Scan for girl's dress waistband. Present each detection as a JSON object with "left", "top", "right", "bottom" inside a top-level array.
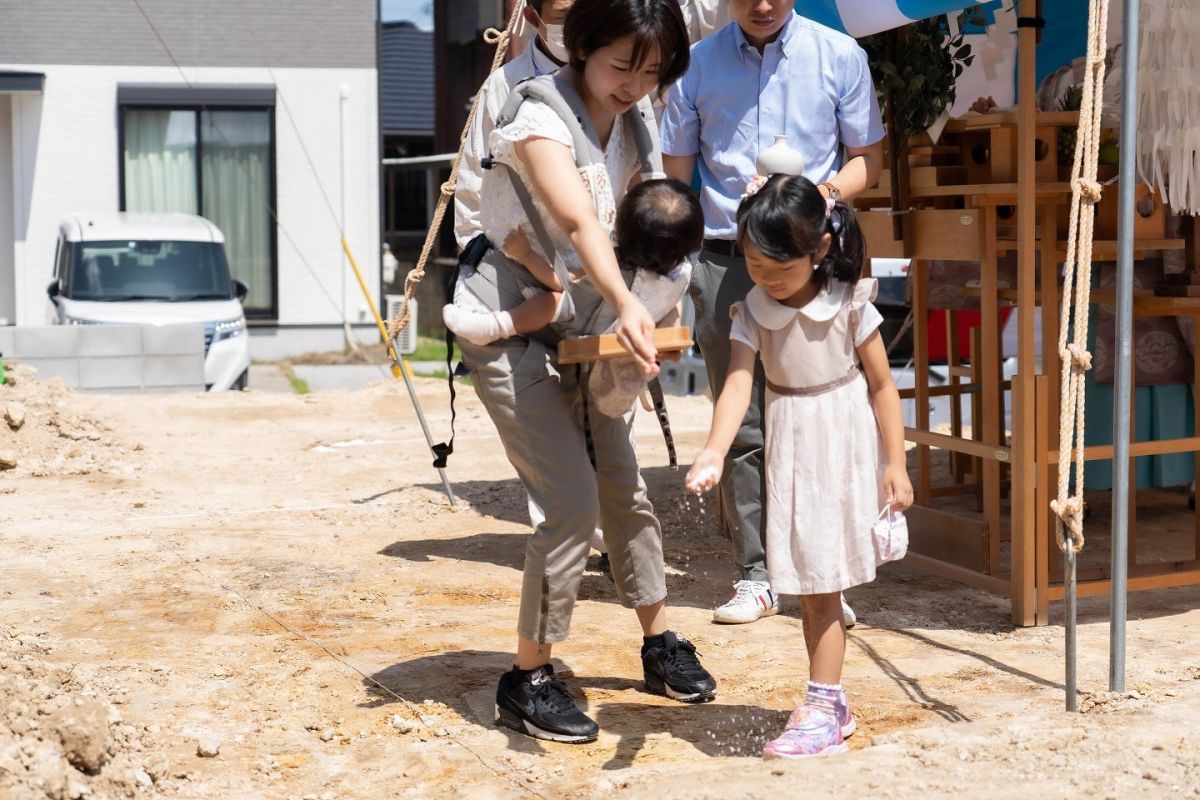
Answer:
[{"left": 765, "top": 365, "right": 862, "bottom": 397}]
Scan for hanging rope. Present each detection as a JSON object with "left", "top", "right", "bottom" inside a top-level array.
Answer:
[
  {"left": 387, "top": 1, "right": 528, "bottom": 340},
  {"left": 1051, "top": 0, "right": 1111, "bottom": 554}
]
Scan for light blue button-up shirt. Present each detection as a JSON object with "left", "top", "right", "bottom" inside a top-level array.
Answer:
[{"left": 660, "top": 12, "right": 885, "bottom": 239}]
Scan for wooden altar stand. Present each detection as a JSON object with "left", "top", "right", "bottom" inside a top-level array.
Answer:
[{"left": 856, "top": 10, "right": 1200, "bottom": 624}]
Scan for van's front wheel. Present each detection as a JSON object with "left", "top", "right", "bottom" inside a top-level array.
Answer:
[{"left": 232, "top": 369, "right": 249, "bottom": 391}]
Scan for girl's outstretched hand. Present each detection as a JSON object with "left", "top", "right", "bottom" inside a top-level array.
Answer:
[
  {"left": 685, "top": 450, "right": 724, "bottom": 495},
  {"left": 884, "top": 464, "right": 914, "bottom": 511}
]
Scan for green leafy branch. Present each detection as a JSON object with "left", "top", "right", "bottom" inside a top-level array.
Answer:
[{"left": 860, "top": 6, "right": 991, "bottom": 140}]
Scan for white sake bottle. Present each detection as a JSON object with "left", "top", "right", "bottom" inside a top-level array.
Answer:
[{"left": 756, "top": 133, "right": 805, "bottom": 177}]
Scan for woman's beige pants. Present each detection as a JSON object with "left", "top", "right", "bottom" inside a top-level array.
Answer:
[{"left": 460, "top": 338, "right": 668, "bottom": 644}]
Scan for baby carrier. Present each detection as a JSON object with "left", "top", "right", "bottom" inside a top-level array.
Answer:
[
  {"left": 436, "top": 72, "right": 679, "bottom": 469},
  {"left": 464, "top": 71, "right": 663, "bottom": 338}
]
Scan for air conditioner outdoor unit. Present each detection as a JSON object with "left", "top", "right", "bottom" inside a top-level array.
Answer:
[{"left": 384, "top": 294, "right": 418, "bottom": 355}]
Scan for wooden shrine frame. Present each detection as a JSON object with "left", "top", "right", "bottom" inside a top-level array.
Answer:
[{"left": 857, "top": 0, "right": 1200, "bottom": 625}]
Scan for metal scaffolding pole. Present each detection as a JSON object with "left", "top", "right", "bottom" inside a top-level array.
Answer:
[
  {"left": 1066, "top": 542, "right": 1078, "bottom": 710},
  {"left": 1109, "top": 0, "right": 1140, "bottom": 693}
]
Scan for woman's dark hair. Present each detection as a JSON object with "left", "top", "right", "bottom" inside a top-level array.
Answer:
[
  {"left": 616, "top": 178, "right": 703, "bottom": 275},
  {"left": 564, "top": 0, "right": 690, "bottom": 97},
  {"left": 736, "top": 174, "right": 865, "bottom": 290}
]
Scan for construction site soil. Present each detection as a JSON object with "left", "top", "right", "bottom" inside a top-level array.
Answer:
[{"left": 2, "top": 364, "right": 1199, "bottom": 799}]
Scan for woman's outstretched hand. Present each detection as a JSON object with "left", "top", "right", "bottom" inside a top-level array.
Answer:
[
  {"left": 884, "top": 464, "right": 914, "bottom": 511},
  {"left": 615, "top": 298, "right": 660, "bottom": 378},
  {"left": 685, "top": 449, "right": 724, "bottom": 494}
]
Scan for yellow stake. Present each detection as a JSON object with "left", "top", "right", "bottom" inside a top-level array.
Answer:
[{"left": 341, "top": 236, "right": 404, "bottom": 377}]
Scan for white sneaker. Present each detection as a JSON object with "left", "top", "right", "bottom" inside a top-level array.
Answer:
[
  {"left": 712, "top": 580, "right": 778, "bottom": 624},
  {"left": 589, "top": 528, "right": 606, "bottom": 554},
  {"left": 841, "top": 595, "right": 857, "bottom": 629}
]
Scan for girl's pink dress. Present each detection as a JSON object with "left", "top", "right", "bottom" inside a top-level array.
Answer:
[{"left": 730, "top": 278, "right": 887, "bottom": 595}]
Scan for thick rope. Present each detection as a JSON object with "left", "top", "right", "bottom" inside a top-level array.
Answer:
[
  {"left": 1052, "top": 0, "right": 1111, "bottom": 554},
  {"left": 387, "top": 1, "right": 528, "bottom": 339}
]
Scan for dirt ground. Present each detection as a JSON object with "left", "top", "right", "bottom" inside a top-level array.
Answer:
[{"left": 3, "top": 364, "right": 1200, "bottom": 799}]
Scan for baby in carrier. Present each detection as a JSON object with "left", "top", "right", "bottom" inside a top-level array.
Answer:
[{"left": 443, "top": 177, "right": 702, "bottom": 356}]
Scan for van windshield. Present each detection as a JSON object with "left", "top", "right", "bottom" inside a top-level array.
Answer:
[{"left": 67, "top": 240, "right": 234, "bottom": 302}]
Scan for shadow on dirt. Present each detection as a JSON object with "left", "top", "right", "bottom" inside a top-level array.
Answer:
[
  {"left": 862, "top": 626, "right": 1061, "bottom": 694},
  {"left": 362, "top": 648, "right": 551, "bottom": 753},
  {"left": 592, "top": 701, "right": 788, "bottom": 769},
  {"left": 379, "top": 531, "right": 528, "bottom": 572},
  {"left": 401, "top": 464, "right": 737, "bottom": 614},
  {"left": 415, "top": 478, "right": 533, "bottom": 526},
  {"left": 362, "top": 649, "right": 785, "bottom": 763},
  {"left": 848, "top": 633, "right": 974, "bottom": 722},
  {"left": 415, "top": 465, "right": 709, "bottom": 531}
]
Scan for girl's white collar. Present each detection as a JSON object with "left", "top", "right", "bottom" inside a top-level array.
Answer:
[{"left": 744, "top": 280, "right": 853, "bottom": 330}]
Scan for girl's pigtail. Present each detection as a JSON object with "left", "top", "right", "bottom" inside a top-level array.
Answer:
[{"left": 820, "top": 199, "right": 865, "bottom": 284}]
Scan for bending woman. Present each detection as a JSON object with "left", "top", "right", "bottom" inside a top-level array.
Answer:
[{"left": 458, "top": 0, "right": 716, "bottom": 743}]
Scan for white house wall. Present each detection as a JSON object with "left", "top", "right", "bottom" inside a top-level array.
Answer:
[
  {"left": 0, "top": 96, "right": 14, "bottom": 326},
  {"left": 8, "top": 89, "right": 50, "bottom": 328},
  {"left": 0, "top": 0, "right": 375, "bottom": 70},
  {"left": 1, "top": 64, "right": 380, "bottom": 356}
]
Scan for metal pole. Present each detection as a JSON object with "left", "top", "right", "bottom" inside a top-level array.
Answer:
[
  {"left": 341, "top": 236, "right": 457, "bottom": 507},
  {"left": 339, "top": 85, "right": 351, "bottom": 350},
  {"left": 395, "top": 354, "right": 458, "bottom": 507},
  {"left": 1065, "top": 545, "right": 1077, "bottom": 711},
  {"left": 375, "top": 0, "right": 387, "bottom": 318},
  {"left": 1110, "top": 0, "right": 1140, "bottom": 693},
  {"left": 425, "top": 165, "right": 437, "bottom": 231}
]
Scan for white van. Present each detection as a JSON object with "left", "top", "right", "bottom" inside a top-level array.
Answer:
[{"left": 46, "top": 213, "right": 251, "bottom": 391}]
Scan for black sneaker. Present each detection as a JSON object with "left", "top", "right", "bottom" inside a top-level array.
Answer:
[
  {"left": 494, "top": 664, "right": 599, "bottom": 743},
  {"left": 597, "top": 552, "right": 612, "bottom": 579},
  {"left": 641, "top": 631, "right": 717, "bottom": 703}
]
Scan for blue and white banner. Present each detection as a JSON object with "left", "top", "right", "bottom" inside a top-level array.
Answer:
[{"left": 798, "top": 0, "right": 986, "bottom": 38}]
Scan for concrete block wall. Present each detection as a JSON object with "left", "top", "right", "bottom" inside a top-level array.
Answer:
[
  {"left": 658, "top": 295, "right": 710, "bottom": 398},
  {"left": 658, "top": 356, "right": 710, "bottom": 398},
  {"left": 0, "top": 325, "right": 205, "bottom": 392}
]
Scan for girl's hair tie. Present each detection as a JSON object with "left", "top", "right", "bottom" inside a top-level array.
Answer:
[
  {"left": 826, "top": 196, "right": 844, "bottom": 235},
  {"left": 742, "top": 174, "right": 769, "bottom": 199}
]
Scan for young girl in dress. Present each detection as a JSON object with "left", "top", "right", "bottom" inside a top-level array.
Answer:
[{"left": 685, "top": 173, "right": 913, "bottom": 759}]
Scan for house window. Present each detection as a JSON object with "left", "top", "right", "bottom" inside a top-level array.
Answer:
[{"left": 118, "top": 85, "right": 276, "bottom": 318}]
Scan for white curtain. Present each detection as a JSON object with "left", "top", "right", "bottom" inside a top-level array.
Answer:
[
  {"left": 1138, "top": 0, "right": 1200, "bottom": 214},
  {"left": 123, "top": 110, "right": 197, "bottom": 214},
  {"left": 201, "top": 110, "right": 272, "bottom": 311}
]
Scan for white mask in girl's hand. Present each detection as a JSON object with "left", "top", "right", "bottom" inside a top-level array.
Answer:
[{"left": 541, "top": 23, "right": 569, "bottom": 63}]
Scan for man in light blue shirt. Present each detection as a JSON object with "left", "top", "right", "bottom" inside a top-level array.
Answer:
[{"left": 661, "top": 0, "right": 884, "bottom": 625}]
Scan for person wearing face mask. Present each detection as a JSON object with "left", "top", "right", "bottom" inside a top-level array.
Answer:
[
  {"left": 456, "top": 0, "right": 728, "bottom": 249},
  {"left": 452, "top": 0, "right": 726, "bottom": 576},
  {"left": 451, "top": 0, "right": 616, "bottom": 573},
  {"left": 454, "top": 0, "right": 574, "bottom": 251},
  {"left": 455, "top": 0, "right": 717, "bottom": 744}
]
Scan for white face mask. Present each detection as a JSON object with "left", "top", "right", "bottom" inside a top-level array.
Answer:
[{"left": 541, "top": 23, "right": 569, "bottom": 63}]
